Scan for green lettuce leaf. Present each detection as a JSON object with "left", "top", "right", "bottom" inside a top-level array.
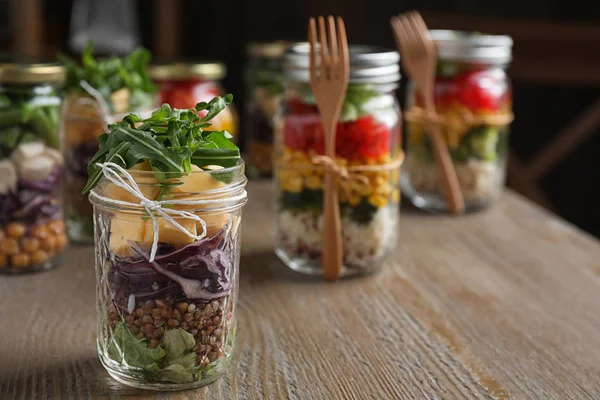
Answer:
[{"left": 108, "top": 322, "right": 166, "bottom": 371}]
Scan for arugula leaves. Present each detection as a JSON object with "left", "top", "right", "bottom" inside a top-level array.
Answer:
[
  {"left": 82, "top": 94, "right": 240, "bottom": 194},
  {"left": 58, "top": 41, "right": 156, "bottom": 111}
]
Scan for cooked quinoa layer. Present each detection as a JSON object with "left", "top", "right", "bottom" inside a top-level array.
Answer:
[{"left": 277, "top": 205, "right": 397, "bottom": 268}]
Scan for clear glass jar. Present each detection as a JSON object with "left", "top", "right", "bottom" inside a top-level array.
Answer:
[
  {"left": 402, "top": 31, "right": 513, "bottom": 212},
  {"left": 61, "top": 97, "right": 156, "bottom": 244},
  {"left": 0, "top": 62, "right": 69, "bottom": 274},
  {"left": 149, "top": 62, "right": 238, "bottom": 141},
  {"left": 244, "top": 41, "right": 290, "bottom": 178},
  {"left": 274, "top": 44, "right": 402, "bottom": 277},
  {"left": 91, "top": 161, "right": 247, "bottom": 391}
]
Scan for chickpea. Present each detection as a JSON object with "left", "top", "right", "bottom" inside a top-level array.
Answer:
[
  {"left": 21, "top": 237, "right": 40, "bottom": 253},
  {"left": 48, "top": 220, "right": 66, "bottom": 234},
  {"left": 31, "top": 250, "right": 49, "bottom": 266},
  {"left": 6, "top": 222, "right": 26, "bottom": 238},
  {"left": 0, "top": 237, "right": 20, "bottom": 255},
  {"left": 41, "top": 236, "right": 57, "bottom": 252},
  {"left": 0, "top": 253, "right": 7, "bottom": 268},
  {"left": 31, "top": 225, "right": 50, "bottom": 239},
  {"left": 55, "top": 234, "right": 68, "bottom": 251},
  {"left": 11, "top": 253, "right": 30, "bottom": 268}
]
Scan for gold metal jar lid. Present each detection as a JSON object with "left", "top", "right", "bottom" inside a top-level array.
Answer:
[
  {"left": 0, "top": 62, "right": 65, "bottom": 84},
  {"left": 246, "top": 41, "right": 296, "bottom": 59},
  {"left": 148, "top": 62, "right": 226, "bottom": 81}
]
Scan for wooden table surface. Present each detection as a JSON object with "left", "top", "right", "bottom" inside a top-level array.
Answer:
[{"left": 2, "top": 181, "right": 600, "bottom": 400}]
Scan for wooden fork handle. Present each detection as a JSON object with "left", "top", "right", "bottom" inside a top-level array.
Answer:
[
  {"left": 322, "top": 169, "right": 343, "bottom": 280},
  {"left": 427, "top": 121, "right": 465, "bottom": 214}
]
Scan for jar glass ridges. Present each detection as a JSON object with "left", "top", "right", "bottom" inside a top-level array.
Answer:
[
  {"left": 244, "top": 41, "right": 291, "bottom": 178},
  {"left": 402, "top": 30, "right": 513, "bottom": 212},
  {"left": 91, "top": 162, "right": 247, "bottom": 390},
  {"left": 0, "top": 62, "right": 69, "bottom": 274},
  {"left": 274, "top": 44, "right": 403, "bottom": 277},
  {"left": 149, "top": 62, "right": 238, "bottom": 142}
]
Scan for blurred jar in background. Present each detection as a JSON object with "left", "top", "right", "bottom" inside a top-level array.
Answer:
[
  {"left": 244, "top": 41, "right": 290, "bottom": 178},
  {"left": 149, "top": 62, "right": 238, "bottom": 141},
  {"left": 402, "top": 31, "right": 513, "bottom": 212},
  {"left": 0, "top": 62, "right": 68, "bottom": 274},
  {"left": 274, "top": 44, "right": 403, "bottom": 277}
]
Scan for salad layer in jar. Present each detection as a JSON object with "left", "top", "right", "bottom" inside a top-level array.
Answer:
[
  {"left": 59, "top": 44, "right": 157, "bottom": 243},
  {"left": 275, "top": 83, "right": 402, "bottom": 275},
  {"left": 244, "top": 41, "right": 289, "bottom": 178},
  {"left": 86, "top": 95, "right": 246, "bottom": 390},
  {"left": 0, "top": 63, "right": 68, "bottom": 273},
  {"left": 149, "top": 62, "right": 238, "bottom": 142},
  {"left": 402, "top": 31, "right": 513, "bottom": 211}
]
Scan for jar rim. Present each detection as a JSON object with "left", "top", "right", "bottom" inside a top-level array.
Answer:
[
  {"left": 429, "top": 30, "right": 513, "bottom": 64},
  {"left": 247, "top": 41, "right": 300, "bottom": 59},
  {"left": 283, "top": 43, "right": 401, "bottom": 84},
  {"left": 149, "top": 62, "right": 226, "bottom": 81},
  {"left": 89, "top": 160, "right": 248, "bottom": 213},
  {"left": 0, "top": 62, "right": 65, "bottom": 84}
]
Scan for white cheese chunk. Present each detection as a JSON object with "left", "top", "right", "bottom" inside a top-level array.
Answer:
[
  {"left": 10, "top": 141, "right": 45, "bottom": 168},
  {"left": 0, "top": 159, "right": 17, "bottom": 194}
]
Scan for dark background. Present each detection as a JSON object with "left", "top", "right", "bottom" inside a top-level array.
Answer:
[{"left": 3, "top": 0, "right": 600, "bottom": 238}]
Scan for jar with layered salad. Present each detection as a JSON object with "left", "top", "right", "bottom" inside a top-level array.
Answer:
[
  {"left": 275, "top": 44, "right": 402, "bottom": 277},
  {"left": 149, "top": 62, "right": 238, "bottom": 141},
  {"left": 88, "top": 96, "right": 246, "bottom": 390},
  {"left": 402, "top": 31, "right": 513, "bottom": 212},
  {"left": 60, "top": 46, "right": 157, "bottom": 243},
  {"left": 0, "top": 62, "right": 68, "bottom": 274},
  {"left": 244, "top": 41, "right": 290, "bottom": 178}
]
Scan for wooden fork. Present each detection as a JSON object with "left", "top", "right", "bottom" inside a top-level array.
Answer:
[
  {"left": 308, "top": 16, "right": 350, "bottom": 281},
  {"left": 391, "top": 11, "right": 465, "bottom": 214}
]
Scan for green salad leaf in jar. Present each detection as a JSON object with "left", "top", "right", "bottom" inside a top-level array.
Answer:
[
  {"left": 58, "top": 42, "right": 156, "bottom": 111},
  {"left": 82, "top": 94, "right": 241, "bottom": 194}
]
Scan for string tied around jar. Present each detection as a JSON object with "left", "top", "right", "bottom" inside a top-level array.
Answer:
[{"left": 88, "top": 162, "right": 248, "bottom": 262}]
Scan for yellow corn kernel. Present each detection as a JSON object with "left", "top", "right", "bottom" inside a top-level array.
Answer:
[
  {"left": 305, "top": 175, "right": 322, "bottom": 190},
  {"left": 368, "top": 193, "right": 388, "bottom": 208},
  {"left": 356, "top": 182, "right": 372, "bottom": 197},
  {"left": 376, "top": 182, "right": 393, "bottom": 196},
  {"left": 348, "top": 195, "right": 361, "bottom": 207},
  {"left": 378, "top": 153, "right": 391, "bottom": 163},
  {"left": 373, "top": 175, "right": 388, "bottom": 188},
  {"left": 391, "top": 168, "right": 400, "bottom": 183},
  {"left": 283, "top": 173, "right": 303, "bottom": 193},
  {"left": 392, "top": 189, "right": 400, "bottom": 203},
  {"left": 292, "top": 150, "right": 308, "bottom": 163}
]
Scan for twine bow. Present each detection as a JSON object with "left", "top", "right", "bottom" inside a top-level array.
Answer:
[
  {"left": 311, "top": 155, "right": 371, "bottom": 196},
  {"left": 88, "top": 162, "right": 247, "bottom": 262}
]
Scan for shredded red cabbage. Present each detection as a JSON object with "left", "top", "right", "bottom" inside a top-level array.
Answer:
[{"left": 108, "top": 227, "right": 233, "bottom": 312}]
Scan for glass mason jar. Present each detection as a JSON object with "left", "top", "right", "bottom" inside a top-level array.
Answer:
[
  {"left": 61, "top": 98, "right": 156, "bottom": 244},
  {"left": 0, "top": 62, "right": 69, "bottom": 274},
  {"left": 91, "top": 161, "right": 247, "bottom": 390},
  {"left": 274, "top": 44, "right": 403, "bottom": 277},
  {"left": 149, "top": 62, "right": 238, "bottom": 141},
  {"left": 402, "top": 31, "right": 513, "bottom": 212},
  {"left": 244, "top": 41, "right": 290, "bottom": 178}
]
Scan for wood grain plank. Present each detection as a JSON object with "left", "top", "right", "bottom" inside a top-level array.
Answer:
[{"left": 1, "top": 182, "right": 600, "bottom": 399}]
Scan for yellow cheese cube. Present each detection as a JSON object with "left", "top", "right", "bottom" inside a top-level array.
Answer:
[
  {"left": 143, "top": 217, "right": 197, "bottom": 248},
  {"left": 109, "top": 213, "right": 147, "bottom": 257},
  {"left": 169, "top": 165, "right": 225, "bottom": 195},
  {"left": 102, "top": 161, "right": 161, "bottom": 204},
  {"left": 198, "top": 212, "right": 231, "bottom": 238}
]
